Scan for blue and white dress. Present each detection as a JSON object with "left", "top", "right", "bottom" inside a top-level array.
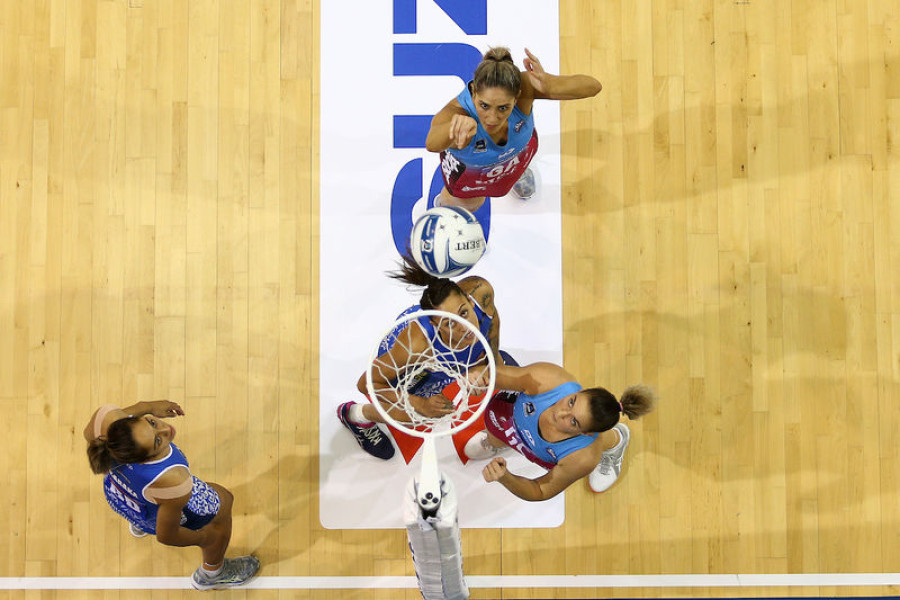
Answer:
[
  {"left": 378, "top": 297, "right": 493, "bottom": 398},
  {"left": 103, "top": 443, "right": 220, "bottom": 535}
]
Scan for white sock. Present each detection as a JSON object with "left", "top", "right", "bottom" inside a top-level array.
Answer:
[
  {"left": 201, "top": 563, "right": 223, "bottom": 577},
  {"left": 348, "top": 403, "right": 374, "bottom": 426}
]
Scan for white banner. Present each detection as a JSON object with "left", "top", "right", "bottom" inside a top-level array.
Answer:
[{"left": 320, "top": 0, "right": 563, "bottom": 529}]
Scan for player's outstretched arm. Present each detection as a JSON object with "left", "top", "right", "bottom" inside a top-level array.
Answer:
[
  {"left": 494, "top": 362, "right": 577, "bottom": 395},
  {"left": 522, "top": 48, "right": 602, "bottom": 101},
  {"left": 482, "top": 454, "right": 592, "bottom": 501},
  {"left": 84, "top": 401, "right": 184, "bottom": 441},
  {"left": 426, "top": 99, "right": 476, "bottom": 152},
  {"left": 458, "top": 276, "right": 501, "bottom": 361}
]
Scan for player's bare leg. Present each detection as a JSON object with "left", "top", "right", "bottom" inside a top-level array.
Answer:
[{"left": 435, "top": 188, "right": 485, "bottom": 212}]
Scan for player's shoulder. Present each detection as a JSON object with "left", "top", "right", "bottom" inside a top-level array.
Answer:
[
  {"left": 517, "top": 71, "right": 539, "bottom": 100},
  {"left": 394, "top": 312, "right": 432, "bottom": 350},
  {"left": 526, "top": 362, "right": 577, "bottom": 389},
  {"left": 145, "top": 465, "right": 193, "bottom": 503},
  {"left": 458, "top": 276, "right": 496, "bottom": 314},
  {"left": 557, "top": 440, "right": 604, "bottom": 473},
  {"left": 457, "top": 275, "right": 493, "bottom": 295},
  {"left": 155, "top": 465, "right": 191, "bottom": 486}
]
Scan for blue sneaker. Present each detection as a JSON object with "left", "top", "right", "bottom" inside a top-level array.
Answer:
[
  {"left": 511, "top": 168, "right": 536, "bottom": 199},
  {"left": 337, "top": 402, "right": 395, "bottom": 460}
]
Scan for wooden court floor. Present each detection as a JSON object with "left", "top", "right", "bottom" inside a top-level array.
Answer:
[{"left": 1, "top": 0, "right": 899, "bottom": 598}]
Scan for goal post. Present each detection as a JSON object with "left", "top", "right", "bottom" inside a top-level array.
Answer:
[{"left": 403, "top": 474, "right": 469, "bottom": 600}]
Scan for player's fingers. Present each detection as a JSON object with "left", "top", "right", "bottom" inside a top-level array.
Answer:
[
  {"left": 451, "top": 120, "right": 463, "bottom": 145},
  {"left": 427, "top": 399, "right": 452, "bottom": 416}
]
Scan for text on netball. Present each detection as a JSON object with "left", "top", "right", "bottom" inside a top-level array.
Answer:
[{"left": 455, "top": 240, "right": 483, "bottom": 250}]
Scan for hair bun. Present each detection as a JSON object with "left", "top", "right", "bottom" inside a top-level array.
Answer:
[{"left": 483, "top": 47, "right": 513, "bottom": 63}]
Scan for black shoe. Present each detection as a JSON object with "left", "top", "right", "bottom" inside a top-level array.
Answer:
[{"left": 337, "top": 402, "right": 395, "bottom": 460}]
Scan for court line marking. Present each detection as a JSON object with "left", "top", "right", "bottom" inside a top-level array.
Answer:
[{"left": 2, "top": 574, "right": 900, "bottom": 590}]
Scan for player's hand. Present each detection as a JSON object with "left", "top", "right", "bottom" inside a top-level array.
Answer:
[
  {"left": 482, "top": 457, "right": 508, "bottom": 482},
  {"left": 448, "top": 114, "right": 477, "bottom": 149},
  {"left": 147, "top": 400, "right": 185, "bottom": 419},
  {"left": 465, "top": 364, "right": 491, "bottom": 395},
  {"left": 412, "top": 394, "right": 455, "bottom": 418},
  {"left": 523, "top": 48, "right": 550, "bottom": 94}
]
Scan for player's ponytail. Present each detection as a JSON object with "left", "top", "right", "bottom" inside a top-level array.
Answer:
[
  {"left": 473, "top": 46, "right": 521, "bottom": 96},
  {"left": 86, "top": 416, "right": 151, "bottom": 474},
  {"left": 87, "top": 438, "right": 114, "bottom": 474},
  {"left": 620, "top": 384, "right": 657, "bottom": 420},
  {"left": 584, "top": 384, "right": 658, "bottom": 433},
  {"left": 388, "top": 255, "right": 466, "bottom": 310}
]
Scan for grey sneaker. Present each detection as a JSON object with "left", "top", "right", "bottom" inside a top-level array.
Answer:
[
  {"left": 128, "top": 523, "right": 148, "bottom": 538},
  {"left": 589, "top": 423, "right": 630, "bottom": 493},
  {"left": 463, "top": 431, "right": 510, "bottom": 460},
  {"left": 191, "top": 555, "right": 260, "bottom": 591},
  {"left": 511, "top": 168, "right": 536, "bottom": 199}
]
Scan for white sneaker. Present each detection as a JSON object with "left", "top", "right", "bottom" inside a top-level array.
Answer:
[
  {"left": 589, "top": 423, "right": 630, "bottom": 493},
  {"left": 128, "top": 523, "right": 148, "bottom": 538},
  {"left": 511, "top": 168, "right": 536, "bottom": 199},
  {"left": 191, "top": 556, "right": 260, "bottom": 591},
  {"left": 464, "top": 431, "right": 509, "bottom": 460}
]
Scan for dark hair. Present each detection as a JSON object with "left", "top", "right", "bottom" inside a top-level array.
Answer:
[
  {"left": 584, "top": 384, "right": 658, "bottom": 433},
  {"left": 389, "top": 255, "right": 466, "bottom": 310},
  {"left": 472, "top": 46, "right": 521, "bottom": 96},
  {"left": 86, "top": 416, "right": 152, "bottom": 474}
]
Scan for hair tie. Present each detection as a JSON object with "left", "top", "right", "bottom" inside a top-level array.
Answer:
[{"left": 618, "top": 401, "right": 624, "bottom": 414}]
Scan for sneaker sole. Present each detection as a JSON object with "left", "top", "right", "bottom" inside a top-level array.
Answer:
[
  {"left": 589, "top": 478, "right": 619, "bottom": 494},
  {"left": 192, "top": 568, "right": 260, "bottom": 591},
  {"left": 192, "top": 578, "right": 258, "bottom": 591}
]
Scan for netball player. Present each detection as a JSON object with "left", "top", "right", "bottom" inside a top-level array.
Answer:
[
  {"left": 466, "top": 361, "right": 656, "bottom": 499},
  {"left": 425, "top": 47, "right": 601, "bottom": 211},
  {"left": 337, "top": 256, "right": 509, "bottom": 461},
  {"left": 84, "top": 400, "right": 259, "bottom": 590}
]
